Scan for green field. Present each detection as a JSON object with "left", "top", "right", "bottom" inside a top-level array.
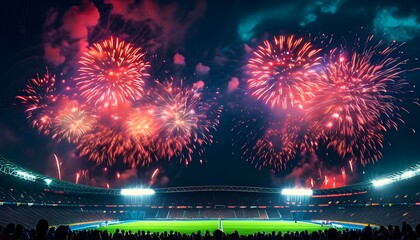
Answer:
[{"left": 97, "top": 220, "right": 340, "bottom": 235}]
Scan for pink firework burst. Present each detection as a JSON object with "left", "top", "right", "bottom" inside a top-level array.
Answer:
[
  {"left": 247, "top": 35, "right": 322, "bottom": 109},
  {"left": 306, "top": 37, "right": 408, "bottom": 164},
  {"left": 76, "top": 37, "right": 150, "bottom": 108},
  {"left": 152, "top": 80, "right": 221, "bottom": 163},
  {"left": 249, "top": 127, "right": 296, "bottom": 170},
  {"left": 52, "top": 101, "right": 96, "bottom": 143},
  {"left": 77, "top": 125, "right": 153, "bottom": 167},
  {"left": 16, "top": 70, "right": 58, "bottom": 135}
]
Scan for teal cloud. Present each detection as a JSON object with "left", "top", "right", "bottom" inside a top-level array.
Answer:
[
  {"left": 300, "top": 14, "right": 318, "bottom": 26},
  {"left": 374, "top": 7, "right": 420, "bottom": 42},
  {"left": 238, "top": 0, "right": 346, "bottom": 41},
  {"left": 316, "top": 0, "right": 345, "bottom": 14},
  {"left": 238, "top": 4, "right": 299, "bottom": 41}
]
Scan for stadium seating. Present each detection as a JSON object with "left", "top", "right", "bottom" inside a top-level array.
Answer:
[{"left": 0, "top": 169, "right": 419, "bottom": 228}]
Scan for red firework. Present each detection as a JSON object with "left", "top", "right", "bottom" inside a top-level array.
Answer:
[
  {"left": 247, "top": 35, "right": 322, "bottom": 109},
  {"left": 16, "top": 70, "right": 58, "bottom": 135},
  {"left": 77, "top": 125, "right": 153, "bottom": 167},
  {"left": 247, "top": 114, "right": 320, "bottom": 170},
  {"left": 124, "top": 106, "right": 160, "bottom": 143},
  {"left": 152, "top": 80, "right": 221, "bottom": 162},
  {"left": 248, "top": 125, "right": 295, "bottom": 170},
  {"left": 76, "top": 37, "right": 150, "bottom": 108},
  {"left": 52, "top": 101, "right": 96, "bottom": 143},
  {"left": 306, "top": 37, "right": 408, "bottom": 164}
]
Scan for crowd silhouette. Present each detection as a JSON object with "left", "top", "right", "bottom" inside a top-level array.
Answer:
[{"left": 0, "top": 220, "right": 419, "bottom": 240}]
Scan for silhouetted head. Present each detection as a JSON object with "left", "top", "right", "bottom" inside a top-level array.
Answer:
[{"left": 36, "top": 219, "right": 49, "bottom": 240}]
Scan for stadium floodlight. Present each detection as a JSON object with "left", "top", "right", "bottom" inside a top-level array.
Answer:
[
  {"left": 400, "top": 170, "right": 415, "bottom": 180},
  {"left": 16, "top": 171, "right": 37, "bottom": 181},
  {"left": 372, "top": 178, "right": 393, "bottom": 187},
  {"left": 120, "top": 188, "right": 155, "bottom": 196},
  {"left": 44, "top": 179, "right": 53, "bottom": 185},
  {"left": 281, "top": 188, "right": 313, "bottom": 196}
]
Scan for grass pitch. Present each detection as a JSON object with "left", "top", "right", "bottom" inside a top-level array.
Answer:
[{"left": 97, "top": 220, "right": 339, "bottom": 235}]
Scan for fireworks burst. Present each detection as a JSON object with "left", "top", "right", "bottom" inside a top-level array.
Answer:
[
  {"left": 153, "top": 80, "right": 221, "bottom": 162},
  {"left": 52, "top": 101, "right": 96, "bottom": 143},
  {"left": 16, "top": 70, "right": 58, "bottom": 135},
  {"left": 76, "top": 37, "right": 150, "bottom": 108},
  {"left": 249, "top": 128, "right": 295, "bottom": 170},
  {"left": 306, "top": 37, "right": 408, "bottom": 164},
  {"left": 247, "top": 35, "right": 322, "bottom": 109},
  {"left": 124, "top": 106, "right": 159, "bottom": 142},
  {"left": 280, "top": 114, "right": 320, "bottom": 155},
  {"left": 242, "top": 35, "right": 414, "bottom": 172},
  {"left": 77, "top": 125, "right": 153, "bottom": 167}
]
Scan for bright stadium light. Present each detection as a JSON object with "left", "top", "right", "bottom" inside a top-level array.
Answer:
[
  {"left": 400, "top": 170, "right": 415, "bottom": 180},
  {"left": 44, "top": 179, "right": 53, "bottom": 185},
  {"left": 16, "top": 171, "right": 37, "bottom": 181},
  {"left": 120, "top": 188, "right": 155, "bottom": 196},
  {"left": 281, "top": 188, "right": 313, "bottom": 196},
  {"left": 372, "top": 178, "right": 393, "bottom": 187}
]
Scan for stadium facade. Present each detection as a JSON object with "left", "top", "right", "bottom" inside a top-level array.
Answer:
[{"left": 0, "top": 155, "right": 419, "bottom": 228}]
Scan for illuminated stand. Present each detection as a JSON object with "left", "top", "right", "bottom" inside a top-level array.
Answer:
[
  {"left": 372, "top": 167, "right": 420, "bottom": 188},
  {"left": 281, "top": 188, "right": 313, "bottom": 221}
]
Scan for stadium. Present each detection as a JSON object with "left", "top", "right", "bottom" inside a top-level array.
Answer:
[
  {"left": 1, "top": 0, "right": 420, "bottom": 240},
  {"left": 1, "top": 154, "right": 419, "bottom": 236}
]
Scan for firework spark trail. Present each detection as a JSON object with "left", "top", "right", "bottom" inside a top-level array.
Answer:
[
  {"left": 75, "top": 172, "right": 80, "bottom": 184},
  {"left": 349, "top": 160, "right": 354, "bottom": 173},
  {"left": 149, "top": 168, "right": 159, "bottom": 186},
  {"left": 76, "top": 37, "right": 150, "bottom": 108},
  {"left": 53, "top": 154, "right": 62, "bottom": 180},
  {"left": 247, "top": 35, "right": 322, "bottom": 109},
  {"left": 16, "top": 70, "right": 58, "bottom": 135}
]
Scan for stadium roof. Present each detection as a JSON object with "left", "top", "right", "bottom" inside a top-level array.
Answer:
[
  {"left": 0, "top": 154, "right": 419, "bottom": 195},
  {"left": 0, "top": 154, "right": 114, "bottom": 194}
]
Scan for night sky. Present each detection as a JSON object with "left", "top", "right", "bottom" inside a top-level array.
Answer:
[{"left": 0, "top": 0, "right": 419, "bottom": 189}]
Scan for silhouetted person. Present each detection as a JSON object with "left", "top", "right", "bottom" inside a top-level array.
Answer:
[
  {"left": 416, "top": 224, "right": 420, "bottom": 238},
  {"left": 36, "top": 219, "right": 49, "bottom": 240},
  {"left": 402, "top": 222, "right": 412, "bottom": 235},
  {"left": 4, "top": 224, "right": 16, "bottom": 240},
  {"left": 53, "top": 226, "right": 67, "bottom": 240},
  {"left": 0, "top": 225, "right": 4, "bottom": 240},
  {"left": 327, "top": 228, "right": 339, "bottom": 240},
  {"left": 14, "top": 225, "right": 23, "bottom": 240},
  {"left": 310, "top": 231, "right": 320, "bottom": 240},
  {"left": 92, "top": 230, "right": 101, "bottom": 240}
]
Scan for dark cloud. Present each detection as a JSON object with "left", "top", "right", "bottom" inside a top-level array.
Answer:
[
  {"left": 227, "top": 77, "right": 240, "bottom": 93},
  {"left": 284, "top": 154, "right": 350, "bottom": 188},
  {"left": 104, "top": 0, "right": 207, "bottom": 50},
  {"left": 173, "top": 53, "right": 186, "bottom": 65},
  {"left": 43, "top": 0, "right": 100, "bottom": 66},
  {"left": 0, "top": 123, "right": 21, "bottom": 147},
  {"left": 194, "top": 80, "right": 205, "bottom": 89},
  {"left": 374, "top": 7, "right": 420, "bottom": 42},
  {"left": 195, "top": 62, "right": 210, "bottom": 76},
  {"left": 44, "top": 44, "right": 65, "bottom": 66}
]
